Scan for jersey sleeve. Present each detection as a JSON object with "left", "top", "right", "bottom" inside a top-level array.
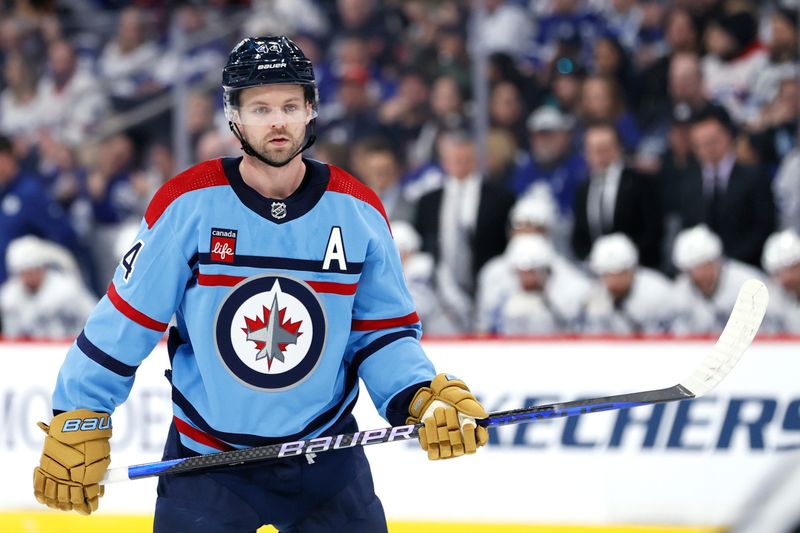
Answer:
[
  {"left": 346, "top": 216, "right": 436, "bottom": 426},
  {"left": 52, "top": 199, "right": 195, "bottom": 414}
]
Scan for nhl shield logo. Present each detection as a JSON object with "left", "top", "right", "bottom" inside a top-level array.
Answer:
[
  {"left": 271, "top": 201, "right": 287, "bottom": 219},
  {"left": 214, "top": 274, "right": 327, "bottom": 391}
]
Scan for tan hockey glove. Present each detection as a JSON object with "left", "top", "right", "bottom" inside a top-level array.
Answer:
[
  {"left": 33, "top": 409, "right": 112, "bottom": 515},
  {"left": 407, "top": 374, "right": 489, "bottom": 460}
]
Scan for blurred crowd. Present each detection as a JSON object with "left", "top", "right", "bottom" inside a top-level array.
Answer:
[{"left": 0, "top": 0, "right": 798, "bottom": 339}]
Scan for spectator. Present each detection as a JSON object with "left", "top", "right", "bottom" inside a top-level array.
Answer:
[
  {"left": 98, "top": 7, "right": 161, "bottom": 108},
  {"left": 408, "top": 74, "right": 468, "bottom": 169},
  {"left": 581, "top": 233, "right": 675, "bottom": 334},
  {"left": 377, "top": 69, "right": 430, "bottom": 155},
  {"left": 485, "top": 128, "right": 518, "bottom": 188},
  {"left": 531, "top": 0, "right": 607, "bottom": 69},
  {"left": 489, "top": 80, "right": 528, "bottom": 149},
  {"left": 671, "top": 224, "right": 766, "bottom": 335},
  {"left": 320, "top": 65, "right": 383, "bottom": 145},
  {"left": 773, "top": 148, "right": 800, "bottom": 232},
  {"left": 591, "top": 34, "right": 639, "bottom": 105},
  {"left": 579, "top": 75, "right": 641, "bottom": 151},
  {"left": 354, "top": 137, "right": 414, "bottom": 222},
  {"left": 761, "top": 230, "right": 800, "bottom": 334},
  {"left": 184, "top": 90, "right": 217, "bottom": 152},
  {"left": 36, "top": 40, "right": 108, "bottom": 146},
  {"left": 244, "top": 0, "right": 328, "bottom": 39},
  {"left": 413, "top": 130, "right": 515, "bottom": 300},
  {"left": 701, "top": 9, "right": 768, "bottom": 123},
  {"left": 393, "top": 220, "right": 468, "bottom": 335},
  {"left": 0, "top": 134, "right": 77, "bottom": 284},
  {"left": 492, "top": 233, "right": 591, "bottom": 335},
  {"left": 545, "top": 62, "right": 586, "bottom": 116},
  {"left": 510, "top": 106, "right": 587, "bottom": 216},
  {"left": 681, "top": 105, "right": 775, "bottom": 267},
  {"left": 478, "top": 0, "right": 534, "bottom": 59},
  {"left": 746, "top": 77, "right": 798, "bottom": 174},
  {"left": 0, "top": 235, "right": 95, "bottom": 339},
  {"left": 571, "top": 123, "right": 663, "bottom": 269},
  {"left": 0, "top": 52, "right": 41, "bottom": 144},
  {"left": 637, "top": 8, "right": 701, "bottom": 129},
  {"left": 153, "top": 5, "right": 227, "bottom": 88},
  {"left": 129, "top": 142, "right": 175, "bottom": 216},
  {"left": 749, "top": 7, "right": 798, "bottom": 116}
]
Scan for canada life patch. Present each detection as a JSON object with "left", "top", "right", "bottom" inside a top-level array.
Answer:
[
  {"left": 210, "top": 228, "right": 237, "bottom": 263},
  {"left": 214, "top": 274, "right": 327, "bottom": 391}
]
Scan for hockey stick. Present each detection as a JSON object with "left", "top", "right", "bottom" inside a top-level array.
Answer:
[{"left": 102, "top": 279, "right": 768, "bottom": 484}]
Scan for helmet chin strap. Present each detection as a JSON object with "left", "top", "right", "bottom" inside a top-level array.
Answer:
[{"left": 229, "top": 122, "right": 317, "bottom": 169}]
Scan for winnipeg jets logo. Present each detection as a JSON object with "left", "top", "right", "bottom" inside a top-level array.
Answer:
[
  {"left": 215, "top": 274, "right": 327, "bottom": 391},
  {"left": 242, "top": 293, "right": 303, "bottom": 370},
  {"left": 271, "top": 201, "right": 287, "bottom": 219}
]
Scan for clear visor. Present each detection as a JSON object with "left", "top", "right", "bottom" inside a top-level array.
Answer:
[{"left": 224, "top": 87, "right": 318, "bottom": 126}]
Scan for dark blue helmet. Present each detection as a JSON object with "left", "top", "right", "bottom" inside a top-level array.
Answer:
[{"left": 223, "top": 35, "right": 315, "bottom": 95}]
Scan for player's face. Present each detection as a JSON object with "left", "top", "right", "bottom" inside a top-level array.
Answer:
[
  {"left": 601, "top": 269, "right": 634, "bottom": 301},
  {"left": 237, "top": 84, "right": 312, "bottom": 166},
  {"left": 777, "top": 263, "right": 800, "bottom": 294},
  {"left": 688, "top": 260, "right": 721, "bottom": 298}
]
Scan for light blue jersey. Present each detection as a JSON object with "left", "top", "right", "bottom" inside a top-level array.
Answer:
[{"left": 53, "top": 157, "right": 435, "bottom": 454}]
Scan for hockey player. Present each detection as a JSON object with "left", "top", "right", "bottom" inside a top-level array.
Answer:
[
  {"left": 671, "top": 224, "right": 766, "bottom": 335},
  {"left": 475, "top": 189, "right": 559, "bottom": 333},
  {"left": 0, "top": 235, "right": 96, "bottom": 339},
  {"left": 32, "top": 36, "right": 489, "bottom": 531},
  {"left": 761, "top": 229, "right": 800, "bottom": 333},
  {"left": 494, "top": 233, "right": 591, "bottom": 335},
  {"left": 580, "top": 233, "right": 676, "bottom": 334},
  {"left": 392, "top": 220, "right": 467, "bottom": 334}
]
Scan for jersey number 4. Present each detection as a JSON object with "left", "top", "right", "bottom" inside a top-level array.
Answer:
[{"left": 121, "top": 240, "right": 144, "bottom": 282}]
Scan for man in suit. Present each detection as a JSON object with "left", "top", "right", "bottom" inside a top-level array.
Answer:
[
  {"left": 680, "top": 105, "right": 775, "bottom": 267},
  {"left": 571, "top": 123, "right": 663, "bottom": 268},
  {"left": 413, "top": 130, "right": 516, "bottom": 300}
]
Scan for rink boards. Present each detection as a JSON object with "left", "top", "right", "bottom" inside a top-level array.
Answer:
[{"left": 1, "top": 337, "right": 798, "bottom": 531}]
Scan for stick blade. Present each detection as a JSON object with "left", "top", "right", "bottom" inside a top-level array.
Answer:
[{"left": 680, "top": 279, "right": 769, "bottom": 397}]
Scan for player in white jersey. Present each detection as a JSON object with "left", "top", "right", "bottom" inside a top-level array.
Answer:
[
  {"left": 494, "top": 234, "right": 591, "bottom": 335},
  {"left": 0, "top": 235, "right": 95, "bottom": 339},
  {"left": 671, "top": 225, "right": 766, "bottom": 335},
  {"left": 392, "top": 221, "right": 467, "bottom": 334},
  {"left": 761, "top": 229, "right": 800, "bottom": 333},
  {"left": 475, "top": 189, "right": 559, "bottom": 332},
  {"left": 581, "top": 233, "right": 676, "bottom": 334}
]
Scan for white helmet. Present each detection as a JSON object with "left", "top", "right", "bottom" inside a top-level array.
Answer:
[
  {"left": 589, "top": 233, "right": 639, "bottom": 275},
  {"left": 5, "top": 235, "right": 78, "bottom": 276},
  {"left": 511, "top": 186, "right": 557, "bottom": 230},
  {"left": 391, "top": 221, "right": 421, "bottom": 255},
  {"left": 762, "top": 229, "right": 800, "bottom": 274},
  {"left": 507, "top": 234, "right": 554, "bottom": 271},
  {"left": 673, "top": 224, "right": 723, "bottom": 271}
]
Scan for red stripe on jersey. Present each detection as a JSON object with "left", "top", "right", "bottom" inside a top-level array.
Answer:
[
  {"left": 198, "top": 273, "right": 358, "bottom": 295},
  {"left": 107, "top": 282, "right": 169, "bottom": 332},
  {"left": 145, "top": 159, "right": 229, "bottom": 228},
  {"left": 351, "top": 311, "right": 420, "bottom": 331},
  {"left": 173, "top": 416, "right": 234, "bottom": 452},
  {"left": 197, "top": 273, "right": 245, "bottom": 287},
  {"left": 306, "top": 280, "right": 358, "bottom": 295},
  {"left": 326, "top": 165, "right": 391, "bottom": 230}
]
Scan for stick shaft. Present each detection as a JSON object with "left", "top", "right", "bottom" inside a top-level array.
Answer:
[
  {"left": 103, "top": 280, "right": 767, "bottom": 484},
  {"left": 107, "top": 384, "right": 694, "bottom": 483}
]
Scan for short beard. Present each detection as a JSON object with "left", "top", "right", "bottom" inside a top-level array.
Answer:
[{"left": 246, "top": 131, "right": 305, "bottom": 167}]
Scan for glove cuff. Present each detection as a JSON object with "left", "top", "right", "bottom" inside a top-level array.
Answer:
[{"left": 47, "top": 409, "right": 112, "bottom": 445}]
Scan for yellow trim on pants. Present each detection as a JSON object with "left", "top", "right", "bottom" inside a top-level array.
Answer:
[{"left": 0, "top": 513, "right": 725, "bottom": 533}]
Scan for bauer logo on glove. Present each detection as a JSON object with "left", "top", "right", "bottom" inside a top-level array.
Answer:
[{"left": 407, "top": 373, "right": 490, "bottom": 460}]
